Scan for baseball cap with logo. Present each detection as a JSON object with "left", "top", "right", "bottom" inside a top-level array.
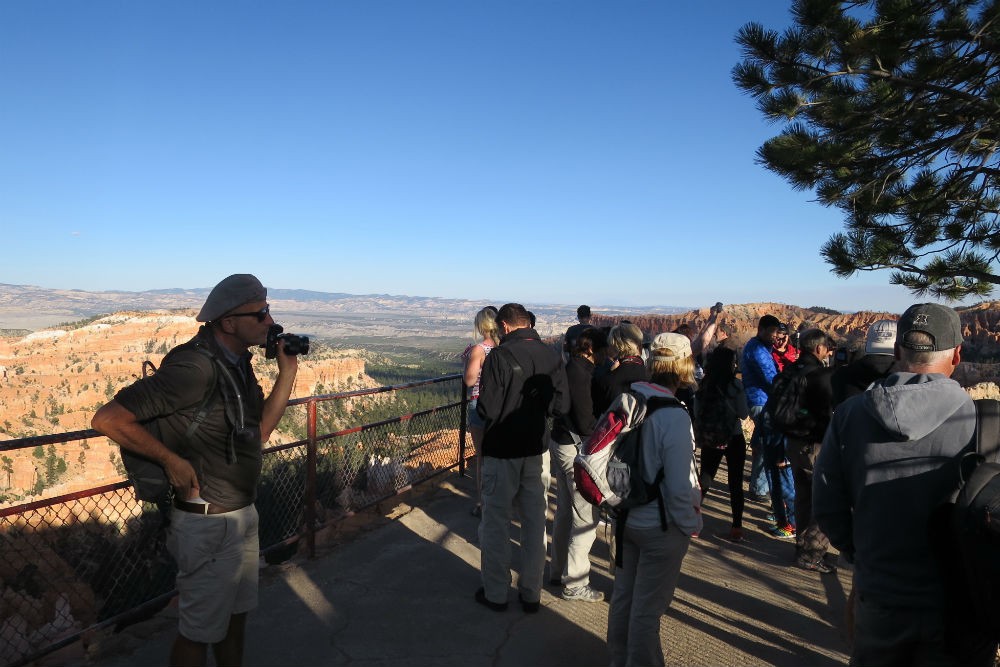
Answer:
[
  {"left": 865, "top": 319, "right": 898, "bottom": 356},
  {"left": 896, "top": 303, "right": 963, "bottom": 352}
]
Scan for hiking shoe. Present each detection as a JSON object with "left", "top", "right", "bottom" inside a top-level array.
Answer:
[
  {"left": 518, "top": 593, "right": 540, "bottom": 614},
  {"left": 474, "top": 588, "right": 507, "bottom": 612},
  {"left": 767, "top": 524, "right": 796, "bottom": 539},
  {"left": 727, "top": 527, "right": 745, "bottom": 543},
  {"left": 796, "top": 557, "right": 836, "bottom": 574},
  {"left": 561, "top": 586, "right": 604, "bottom": 603}
]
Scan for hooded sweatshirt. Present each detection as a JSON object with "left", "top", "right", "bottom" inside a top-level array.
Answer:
[{"left": 813, "top": 372, "right": 975, "bottom": 608}]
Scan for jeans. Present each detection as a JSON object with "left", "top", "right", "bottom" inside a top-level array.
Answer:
[
  {"left": 760, "top": 420, "right": 795, "bottom": 528},
  {"left": 747, "top": 405, "right": 770, "bottom": 498}
]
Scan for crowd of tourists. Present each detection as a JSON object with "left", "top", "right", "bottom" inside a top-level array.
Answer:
[
  {"left": 91, "top": 276, "right": 997, "bottom": 667},
  {"left": 462, "top": 301, "right": 999, "bottom": 667}
]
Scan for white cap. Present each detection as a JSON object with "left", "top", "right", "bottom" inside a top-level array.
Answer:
[{"left": 865, "top": 319, "right": 897, "bottom": 356}]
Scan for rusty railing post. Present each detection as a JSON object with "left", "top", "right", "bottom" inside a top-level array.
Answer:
[
  {"left": 458, "top": 383, "right": 468, "bottom": 477},
  {"left": 305, "top": 398, "right": 318, "bottom": 559}
]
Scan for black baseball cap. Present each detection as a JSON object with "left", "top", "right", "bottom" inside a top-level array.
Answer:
[{"left": 896, "top": 303, "right": 963, "bottom": 351}]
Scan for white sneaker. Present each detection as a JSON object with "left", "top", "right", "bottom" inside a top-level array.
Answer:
[{"left": 561, "top": 585, "right": 604, "bottom": 602}]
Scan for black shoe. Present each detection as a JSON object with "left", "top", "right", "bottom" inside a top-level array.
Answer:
[
  {"left": 475, "top": 588, "right": 508, "bottom": 612},
  {"left": 518, "top": 593, "right": 540, "bottom": 614},
  {"left": 549, "top": 578, "right": 561, "bottom": 587}
]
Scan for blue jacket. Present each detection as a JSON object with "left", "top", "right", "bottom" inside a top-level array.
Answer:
[{"left": 741, "top": 336, "right": 778, "bottom": 408}]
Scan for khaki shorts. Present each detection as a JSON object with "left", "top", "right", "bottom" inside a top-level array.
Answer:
[{"left": 166, "top": 504, "right": 259, "bottom": 643}]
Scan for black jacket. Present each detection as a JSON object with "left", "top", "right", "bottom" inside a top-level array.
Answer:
[
  {"left": 477, "top": 327, "right": 569, "bottom": 458},
  {"left": 593, "top": 356, "right": 649, "bottom": 417},
  {"left": 790, "top": 352, "right": 835, "bottom": 444},
  {"left": 552, "top": 355, "right": 597, "bottom": 445},
  {"left": 831, "top": 353, "right": 898, "bottom": 408}
]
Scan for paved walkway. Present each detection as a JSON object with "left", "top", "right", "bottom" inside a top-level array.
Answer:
[{"left": 85, "top": 464, "right": 852, "bottom": 667}]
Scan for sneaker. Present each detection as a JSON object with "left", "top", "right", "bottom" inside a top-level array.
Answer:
[
  {"left": 727, "top": 527, "right": 745, "bottom": 543},
  {"left": 796, "top": 557, "right": 836, "bottom": 574},
  {"left": 561, "top": 586, "right": 604, "bottom": 603},
  {"left": 518, "top": 592, "right": 540, "bottom": 614},
  {"left": 767, "top": 524, "right": 796, "bottom": 539},
  {"left": 474, "top": 588, "right": 508, "bottom": 612}
]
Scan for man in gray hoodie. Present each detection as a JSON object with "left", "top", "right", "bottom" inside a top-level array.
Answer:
[{"left": 813, "top": 303, "right": 997, "bottom": 666}]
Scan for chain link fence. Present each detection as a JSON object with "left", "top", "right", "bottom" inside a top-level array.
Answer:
[{"left": 0, "top": 375, "right": 470, "bottom": 667}]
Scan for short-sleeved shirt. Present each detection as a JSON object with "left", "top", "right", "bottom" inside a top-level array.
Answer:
[{"left": 115, "top": 328, "right": 266, "bottom": 508}]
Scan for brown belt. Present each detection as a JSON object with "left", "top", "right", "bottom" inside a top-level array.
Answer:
[{"left": 173, "top": 498, "right": 245, "bottom": 515}]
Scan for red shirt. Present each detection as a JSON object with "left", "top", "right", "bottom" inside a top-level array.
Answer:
[{"left": 771, "top": 344, "right": 799, "bottom": 372}]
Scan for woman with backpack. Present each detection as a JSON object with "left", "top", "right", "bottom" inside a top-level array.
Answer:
[
  {"left": 462, "top": 306, "right": 499, "bottom": 517},
  {"left": 694, "top": 344, "right": 750, "bottom": 542},
  {"left": 607, "top": 332, "right": 701, "bottom": 667}
]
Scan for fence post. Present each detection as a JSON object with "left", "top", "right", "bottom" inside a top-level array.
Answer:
[{"left": 305, "top": 399, "right": 318, "bottom": 559}]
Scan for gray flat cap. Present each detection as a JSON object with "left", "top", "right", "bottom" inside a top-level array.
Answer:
[{"left": 196, "top": 274, "right": 267, "bottom": 322}]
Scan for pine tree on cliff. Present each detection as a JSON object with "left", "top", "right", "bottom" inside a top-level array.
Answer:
[{"left": 733, "top": 0, "right": 1000, "bottom": 301}]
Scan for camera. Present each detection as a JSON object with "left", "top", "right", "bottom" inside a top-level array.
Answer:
[
  {"left": 712, "top": 302, "right": 724, "bottom": 314},
  {"left": 264, "top": 324, "right": 310, "bottom": 359}
]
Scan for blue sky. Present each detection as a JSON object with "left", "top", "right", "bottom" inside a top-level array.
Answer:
[{"left": 0, "top": 1, "right": 948, "bottom": 314}]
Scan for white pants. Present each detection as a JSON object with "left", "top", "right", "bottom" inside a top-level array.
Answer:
[
  {"left": 478, "top": 454, "right": 548, "bottom": 604},
  {"left": 548, "top": 439, "right": 600, "bottom": 589}
]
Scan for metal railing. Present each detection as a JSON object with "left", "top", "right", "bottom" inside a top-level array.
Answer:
[{"left": 0, "top": 374, "right": 471, "bottom": 667}]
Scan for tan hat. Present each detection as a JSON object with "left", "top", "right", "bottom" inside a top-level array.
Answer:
[
  {"left": 650, "top": 332, "right": 692, "bottom": 360},
  {"left": 196, "top": 274, "right": 267, "bottom": 322}
]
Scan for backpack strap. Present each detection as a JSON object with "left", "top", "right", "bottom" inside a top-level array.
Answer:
[
  {"left": 183, "top": 346, "right": 222, "bottom": 441},
  {"left": 974, "top": 399, "right": 1000, "bottom": 463},
  {"left": 610, "top": 396, "right": 678, "bottom": 568}
]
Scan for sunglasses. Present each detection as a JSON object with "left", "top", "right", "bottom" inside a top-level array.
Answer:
[{"left": 226, "top": 305, "right": 270, "bottom": 322}]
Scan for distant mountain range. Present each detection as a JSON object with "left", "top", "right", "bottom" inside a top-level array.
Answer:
[{"left": 0, "top": 283, "right": 687, "bottom": 340}]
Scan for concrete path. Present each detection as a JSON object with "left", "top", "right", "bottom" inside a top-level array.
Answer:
[{"left": 86, "top": 466, "right": 851, "bottom": 667}]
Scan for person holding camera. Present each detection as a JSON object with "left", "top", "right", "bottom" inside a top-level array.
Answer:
[{"left": 92, "top": 274, "right": 300, "bottom": 667}]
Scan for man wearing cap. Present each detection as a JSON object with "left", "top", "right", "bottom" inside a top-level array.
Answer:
[
  {"left": 92, "top": 274, "right": 298, "bottom": 667},
  {"left": 830, "top": 319, "right": 899, "bottom": 407},
  {"left": 814, "top": 303, "right": 996, "bottom": 665}
]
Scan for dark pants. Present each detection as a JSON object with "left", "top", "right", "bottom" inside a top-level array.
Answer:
[
  {"left": 852, "top": 594, "right": 997, "bottom": 667},
  {"left": 699, "top": 431, "right": 747, "bottom": 529},
  {"left": 788, "top": 439, "right": 829, "bottom": 562}
]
